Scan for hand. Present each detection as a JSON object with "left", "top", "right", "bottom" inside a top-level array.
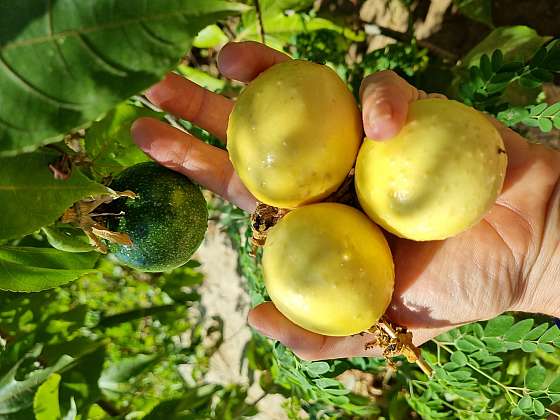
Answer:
[{"left": 132, "top": 42, "right": 560, "bottom": 361}]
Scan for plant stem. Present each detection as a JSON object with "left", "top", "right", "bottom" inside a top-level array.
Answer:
[
  {"left": 377, "top": 319, "right": 433, "bottom": 377},
  {"left": 96, "top": 399, "right": 122, "bottom": 416},
  {"left": 255, "top": 0, "right": 266, "bottom": 44},
  {"left": 435, "top": 341, "right": 560, "bottom": 418},
  {"left": 365, "top": 24, "right": 457, "bottom": 62}
]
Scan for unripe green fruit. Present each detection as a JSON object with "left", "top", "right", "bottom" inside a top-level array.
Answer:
[{"left": 106, "top": 162, "right": 208, "bottom": 272}]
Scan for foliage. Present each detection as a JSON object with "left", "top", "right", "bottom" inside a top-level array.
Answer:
[
  {"left": 0, "top": 0, "right": 248, "bottom": 156},
  {"left": 1, "top": 0, "right": 559, "bottom": 418},
  {"left": 457, "top": 40, "right": 560, "bottom": 113},
  {"left": 0, "top": 256, "right": 257, "bottom": 418}
]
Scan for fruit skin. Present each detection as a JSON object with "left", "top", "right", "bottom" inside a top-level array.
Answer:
[
  {"left": 227, "top": 60, "right": 362, "bottom": 209},
  {"left": 106, "top": 162, "right": 208, "bottom": 272},
  {"left": 263, "top": 203, "right": 394, "bottom": 336},
  {"left": 355, "top": 98, "right": 507, "bottom": 241}
]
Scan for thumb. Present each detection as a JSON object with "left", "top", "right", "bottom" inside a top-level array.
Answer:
[{"left": 360, "top": 70, "right": 425, "bottom": 140}]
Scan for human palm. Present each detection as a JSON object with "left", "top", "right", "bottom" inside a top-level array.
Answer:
[{"left": 132, "top": 41, "right": 560, "bottom": 360}]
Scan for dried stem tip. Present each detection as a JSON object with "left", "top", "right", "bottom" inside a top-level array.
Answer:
[{"left": 366, "top": 317, "right": 433, "bottom": 377}]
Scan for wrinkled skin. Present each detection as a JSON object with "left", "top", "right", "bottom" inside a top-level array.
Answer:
[{"left": 132, "top": 41, "right": 560, "bottom": 361}]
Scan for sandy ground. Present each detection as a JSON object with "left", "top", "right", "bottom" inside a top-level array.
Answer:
[{"left": 180, "top": 223, "right": 287, "bottom": 419}]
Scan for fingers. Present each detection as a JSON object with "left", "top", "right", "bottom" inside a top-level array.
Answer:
[
  {"left": 144, "top": 42, "right": 290, "bottom": 142},
  {"left": 218, "top": 41, "right": 291, "bottom": 82},
  {"left": 360, "top": 70, "right": 421, "bottom": 140},
  {"left": 248, "top": 302, "right": 377, "bottom": 360},
  {"left": 360, "top": 71, "right": 448, "bottom": 140},
  {"left": 131, "top": 117, "right": 256, "bottom": 211},
  {"left": 145, "top": 73, "right": 233, "bottom": 142},
  {"left": 248, "top": 302, "right": 445, "bottom": 361}
]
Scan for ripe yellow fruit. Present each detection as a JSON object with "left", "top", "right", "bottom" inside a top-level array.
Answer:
[
  {"left": 355, "top": 98, "right": 507, "bottom": 241},
  {"left": 227, "top": 60, "right": 362, "bottom": 209},
  {"left": 263, "top": 203, "right": 394, "bottom": 336}
]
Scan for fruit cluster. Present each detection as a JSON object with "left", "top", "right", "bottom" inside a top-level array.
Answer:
[{"left": 227, "top": 60, "right": 507, "bottom": 337}]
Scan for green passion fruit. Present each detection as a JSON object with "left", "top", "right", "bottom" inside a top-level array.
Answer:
[{"left": 106, "top": 162, "right": 208, "bottom": 272}]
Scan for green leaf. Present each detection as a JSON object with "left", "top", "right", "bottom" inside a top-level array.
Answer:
[
  {"left": 554, "top": 114, "right": 560, "bottom": 129},
  {"left": 479, "top": 53, "right": 493, "bottom": 79},
  {"left": 497, "top": 106, "right": 530, "bottom": 125},
  {"left": 0, "top": 345, "right": 73, "bottom": 418},
  {"left": 511, "top": 407, "right": 524, "bottom": 416},
  {"left": 525, "top": 366, "right": 547, "bottom": 390},
  {"left": 55, "top": 346, "right": 106, "bottom": 415},
  {"left": 521, "top": 341, "right": 538, "bottom": 352},
  {"left": 450, "top": 351, "right": 468, "bottom": 366},
  {"left": 0, "top": 150, "right": 108, "bottom": 240},
  {"left": 305, "top": 361, "right": 330, "bottom": 377},
  {"left": 533, "top": 399, "right": 545, "bottom": 416},
  {"left": 530, "top": 103, "right": 548, "bottom": 116},
  {"left": 491, "top": 49, "right": 504, "bottom": 70},
  {"left": 0, "top": 246, "right": 97, "bottom": 269},
  {"left": 483, "top": 337, "right": 506, "bottom": 353},
  {"left": 538, "top": 118, "right": 553, "bottom": 132},
  {"left": 448, "top": 369, "right": 472, "bottom": 380},
  {"left": 313, "top": 378, "right": 341, "bottom": 389},
  {"left": 462, "top": 26, "right": 548, "bottom": 68},
  {"left": 548, "top": 377, "right": 560, "bottom": 393},
  {"left": 33, "top": 374, "right": 61, "bottom": 420},
  {"left": 504, "top": 341, "right": 522, "bottom": 351},
  {"left": 455, "top": 338, "right": 478, "bottom": 353},
  {"left": 193, "top": 24, "right": 229, "bottom": 49},
  {"left": 0, "top": 246, "right": 98, "bottom": 292},
  {"left": 525, "top": 323, "right": 549, "bottom": 340},
  {"left": 540, "top": 326, "right": 560, "bottom": 343},
  {"left": 549, "top": 393, "right": 560, "bottom": 404},
  {"left": 84, "top": 103, "right": 162, "bottom": 178},
  {"left": 177, "top": 64, "right": 226, "bottom": 92},
  {"left": 484, "top": 315, "right": 515, "bottom": 337},
  {"left": 537, "top": 342, "right": 555, "bottom": 353},
  {"left": 481, "top": 356, "right": 503, "bottom": 369},
  {"left": 518, "top": 395, "right": 532, "bottom": 410},
  {"left": 542, "top": 102, "right": 560, "bottom": 117},
  {"left": 42, "top": 225, "right": 95, "bottom": 253},
  {"left": 0, "top": 0, "right": 248, "bottom": 156},
  {"left": 505, "top": 319, "right": 534, "bottom": 341},
  {"left": 99, "top": 354, "right": 159, "bottom": 398},
  {"left": 463, "top": 335, "right": 485, "bottom": 349},
  {"left": 452, "top": 0, "right": 493, "bottom": 27},
  {"left": 443, "top": 362, "right": 460, "bottom": 371}
]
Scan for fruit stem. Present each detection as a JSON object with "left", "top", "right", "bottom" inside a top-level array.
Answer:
[{"left": 375, "top": 317, "right": 433, "bottom": 377}]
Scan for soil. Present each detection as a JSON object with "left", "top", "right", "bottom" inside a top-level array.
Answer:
[{"left": 180, "top": 223, "right": 288, "bottom": 419}]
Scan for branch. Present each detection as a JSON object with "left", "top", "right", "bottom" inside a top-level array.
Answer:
[
  {"left": 255, "top": 0, "right": 266, "bottom": 44},
  {"left": 96, "top": 399, "right": 123, "bottom": 417},
  {"left": 364, "top": 23, "right": 458, "bottom": 62}
]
